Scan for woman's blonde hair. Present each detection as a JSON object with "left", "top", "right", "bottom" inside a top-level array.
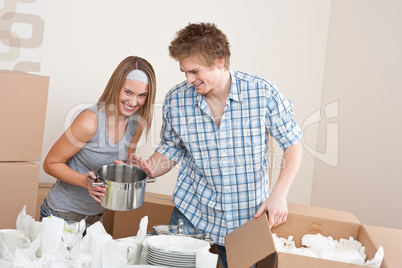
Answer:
[{"left": 97, "top": 56, "right": 156, "bottom": 136}]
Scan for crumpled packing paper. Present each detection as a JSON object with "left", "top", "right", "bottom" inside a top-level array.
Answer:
[
  {"left": 4, "top": 206, "right": 150, "bottom": 267},
  {"left": 40, "top": 216, "right": 64, "bottom": 257},
  {"left": 16, "top": 205, "right": 42, "bottom": 245},
  {"left": 0, "top": 205, "right": 39, "bottom": 263},
  {"left": 40, "top": 216, "right": 86, "bottom": 268},
  {"left": 196, "top": 250, "right": 219, "bottom": 268},
  {"left": 2, "top": 207, "right": 216, "bottom": 268},
  {"left": 82, "top": 216, "right": 148, "bottom": 267},
  {"left": 273, "top": 233, "right": 384, "bottom": 267},
  {"left": 0, "top": 232, "right": 14, "bottom": 261}
]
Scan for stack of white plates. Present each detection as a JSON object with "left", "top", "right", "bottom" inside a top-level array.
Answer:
[{"left": 145, "top": 246, "right": 196, "bottom": 267}]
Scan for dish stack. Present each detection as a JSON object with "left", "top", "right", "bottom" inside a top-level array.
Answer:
[
  {"left": 145, "top": 245, "right": 196, "bottom": 267},
  {"left": 143, "top": 234, "right": 211, "bottom": 268}
]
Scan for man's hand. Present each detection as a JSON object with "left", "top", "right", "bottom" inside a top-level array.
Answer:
[
  {"left": 114, "top": 153, "right": 154, "bottom": 176},
  {"left": 254, "top": 191, "right": 288, "bottom": 228},
  {"left": 254, "top": 142, "right": 302, "bottom": 228}
]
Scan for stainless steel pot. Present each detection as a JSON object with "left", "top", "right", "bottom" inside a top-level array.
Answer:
[
  {"left": 152, "top": 219, "right": 215, "bottom": 244},
  {"left": 153, "top": 219, "right": 206, "bottom": 239},
  {"left": 87, "top": 164, "right": 156, "bottom": 211}
]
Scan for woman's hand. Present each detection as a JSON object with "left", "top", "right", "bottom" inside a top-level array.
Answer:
[{"left": 86, "top": 171, "right": 107, "bottom": 203}]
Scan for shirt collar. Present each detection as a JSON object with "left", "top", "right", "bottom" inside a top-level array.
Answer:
[
  {"left": 229, "top": 69, "right": 242, "bottom": 102},
  {"left": 194, "top": 69, "right": 243, "bottom": 105}
]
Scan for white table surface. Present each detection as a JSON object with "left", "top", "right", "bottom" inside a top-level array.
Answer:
[{"left": 0, "top": 258, "right": 166, "bottom": 268}]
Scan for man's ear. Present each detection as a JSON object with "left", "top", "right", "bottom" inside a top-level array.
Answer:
[{"left": 216, "top": 58, "right": 225, "bottom": 69}]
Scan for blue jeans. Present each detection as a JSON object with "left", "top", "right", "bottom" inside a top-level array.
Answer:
[
  {"left": 169, "top": 207, "right": 228, "bottom": 268},
  {"left": 40, "top": 198, "right": 62, "bottom": 220},
  {"left": 40, "top": 198, "right": 103, "bottom": 229}
]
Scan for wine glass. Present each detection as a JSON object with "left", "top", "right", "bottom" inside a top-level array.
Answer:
[{"left": 61, "top": 221, "right": 83, "bottom": 265}]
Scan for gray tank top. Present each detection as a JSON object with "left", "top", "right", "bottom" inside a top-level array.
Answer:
[{"left": 46, "top": 105, "right": 137, "bottom": 215}]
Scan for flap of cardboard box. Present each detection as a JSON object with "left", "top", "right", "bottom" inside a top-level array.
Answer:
[
  {"left": 358, "top": 224, "right": 402, "bottom": 268},
  {"left": 225, "top": 212, "right": 276, "bottom": 268}
]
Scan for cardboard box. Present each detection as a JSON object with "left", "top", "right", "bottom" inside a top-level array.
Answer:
[
  {"left": 104, "top": 192, "right": 175, "bottom": 239},
  {"left": 0, "top": 162, "right": 40, "bottom": 229},
  {"left": 0, "top": 70, "right": 49, "bottom": 161},
  {"left": 225, "top": 203, "right": 402, "bottom": 268}
]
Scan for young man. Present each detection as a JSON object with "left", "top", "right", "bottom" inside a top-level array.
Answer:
[{"left": 131, "top": 22, "right": 303, "bottom": 267}]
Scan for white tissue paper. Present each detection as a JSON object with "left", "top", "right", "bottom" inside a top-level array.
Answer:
[
  {"left": 16, "top": 205, "right": 41, "bottom": 244},
  {"left": 13, "top": 238, "right": 41, "bottom": 267},
  {"left": 103, "top": 216, "right": 148, "bottom": 266},
  {"left": 272, "top": 233, "right": 384, "bottom": 267},
  {"left": 81, "top": 216, "right": 150, "bottom": 267},
  {"left": 365, "top": 246, "right": 384, "bottom": 268},
  {"left": 40, "top": 216, "right": 64, "bottom": 257},
  {"left": 40, "top": 216, "right": 87, "bottom": 267},
  {"left": 196, "top": 250, "right": 218, "bottom": 268},
  {"left": 0, "top": 206, "right": 38, "bottom": 263},
  {"left": 272, "top": 234, "right": 316, "bottom": 258},
  {"left": 102, "top": 240, "right": 133, "bottom": 267},
  {"left": 136, "top": 215, "right": 148, "bottom": 243},
  {"left": 0, "top": 233, "right": 13, "bottom": 261},
  {"left": 85, "top": 221, "right": 112, "bottom": 268}
]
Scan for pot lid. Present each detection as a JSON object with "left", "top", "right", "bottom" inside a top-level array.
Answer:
[{"left": 153, "top": 219, "right": 206, "bottom": 239}]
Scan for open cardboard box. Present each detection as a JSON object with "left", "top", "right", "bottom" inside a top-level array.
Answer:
[{"left": 225, "top": 203, "right": 402, "bottom": 268}]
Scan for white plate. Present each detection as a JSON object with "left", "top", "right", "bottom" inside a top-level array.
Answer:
[
  {"left": 148, "top": 245, "right": 197, "bottom": 256},
  {"left": 148, "top": 247, "right": 196, "bottom": 260},
  {"left": 145, "top": 258, "right": 195, "bottom": 268},
  {"left": 146, "top": 252, "right": 196, "bottom": 264},
  {"left": 145, "top": 256, "right": 195, "bottom": 268}
]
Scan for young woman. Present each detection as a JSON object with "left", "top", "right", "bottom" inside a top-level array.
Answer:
[{"left": 39, "top": 56, "right": 156, "bottom": 226}]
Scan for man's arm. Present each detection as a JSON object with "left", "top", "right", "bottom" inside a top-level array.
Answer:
[
  {"left": 254, "top": 141, "right": 303, "bottom": 228},
  {"left": 119, "top": 152, "right": 177, "bottom": 177}
]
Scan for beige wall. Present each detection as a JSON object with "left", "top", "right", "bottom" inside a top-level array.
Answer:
[
  {"left": 311, "top": 0, "right": 402, "bottom": 229},
  {"left": 2, "top": 0, "right": 400, "bottom": 229},
  {"left": 37, "top": 0, "right": 331, "bottom": 206}
]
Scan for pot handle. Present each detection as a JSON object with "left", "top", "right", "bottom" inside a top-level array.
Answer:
[
  {"left": 146, "top": 174, "right": 156, "bottom": 183},
  {"left": 86, "top": 175, "right": 108, "bottom": 186}
]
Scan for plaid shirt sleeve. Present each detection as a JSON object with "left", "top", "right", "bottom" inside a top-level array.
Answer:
[
  {"left": 155, "top": 91, "right": 186, "bottom": 163},
  {"left": 265, "top": 83, "right": 302, "bottom": 149}
]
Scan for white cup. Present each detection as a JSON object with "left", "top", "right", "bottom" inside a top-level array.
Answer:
[
  {"left": 117, "top": 237, "right": 143, "bottom": 264},
  {"left": 128, "top": 239, "right": 143, "bottom": 265},
  {"left": 0, "top": 229, "right": 30, "bottom": 255}
]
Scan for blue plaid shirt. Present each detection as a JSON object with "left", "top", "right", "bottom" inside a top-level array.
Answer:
[{"left": 156, "top": 69, "right": 302, "bottom": 245}]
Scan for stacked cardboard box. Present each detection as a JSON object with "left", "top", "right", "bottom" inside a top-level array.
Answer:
[
  {"left": 0, "top": 71, "right": 49, "bottom": 229},
  {"left": 225, "top": 203, "right": 402, "bottom": 268},
  {"left": 103, "top": 192, "right": 175, "bottom": 239}
]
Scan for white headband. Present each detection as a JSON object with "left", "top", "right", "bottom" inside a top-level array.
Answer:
[{"left": 126, "top": 69, "right": 149, "bottom": 84}]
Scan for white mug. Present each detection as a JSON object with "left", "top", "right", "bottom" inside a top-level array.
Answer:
[
  {"left": 0, "top": 229, "right": 30, "bottom": 255},
  {"left": 117, "top": 237, "right": 143, "bottom": 265}
]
